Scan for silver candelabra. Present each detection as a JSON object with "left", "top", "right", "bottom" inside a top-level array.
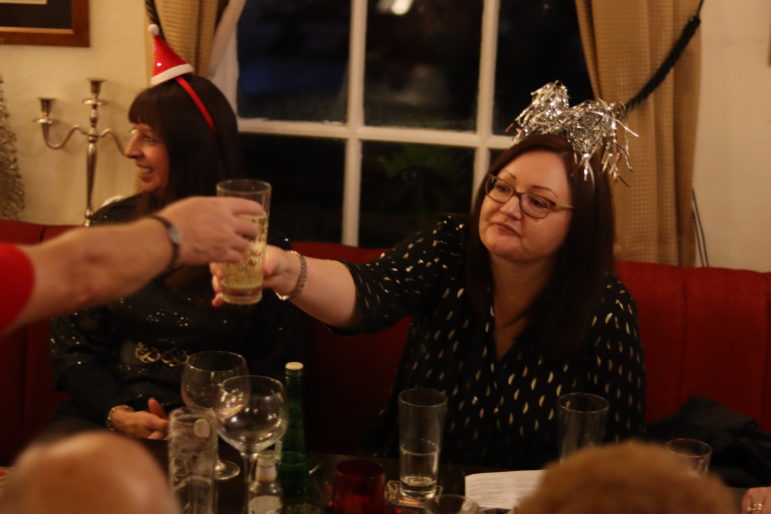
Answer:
[{"left": 34, "top": 78, "right": 124, "bottom": 225}]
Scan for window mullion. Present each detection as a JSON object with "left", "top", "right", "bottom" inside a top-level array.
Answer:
[
  {"left": 341, "top": 0, "right": 369, "bottom": 246},
  {"left": 474, "top": 0, "right": 501, "bottom": 199}
]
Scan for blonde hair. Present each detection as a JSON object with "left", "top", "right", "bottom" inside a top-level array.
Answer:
[{"left": 517, "top": 440, "right": 734, "bottom": 514}]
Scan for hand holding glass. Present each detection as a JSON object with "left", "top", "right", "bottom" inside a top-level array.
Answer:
[
  {"left": 216, "top": 179, "right": 271, "bottom": 304},
  {"left": 216, "top": 375, "right": 288, "bottom": 514},
  {"left": 181, "top": 350, "right": 248, "bottom": 480}
]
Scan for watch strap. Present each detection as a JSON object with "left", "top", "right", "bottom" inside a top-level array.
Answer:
[{"left": 148, "top": 214, "right": 181, "bottom": 270}]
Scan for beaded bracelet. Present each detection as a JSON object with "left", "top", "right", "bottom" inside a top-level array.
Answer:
[{"left": 275, "top": 250, "right": 307, "bottom": 301}]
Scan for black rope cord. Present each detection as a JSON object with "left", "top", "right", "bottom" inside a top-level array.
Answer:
[
  {"left": 144, "top": 0, "right": 165, "bottom": 40},
  {"left": 623, "top": 0, "right": 705, "bottom": 115}
]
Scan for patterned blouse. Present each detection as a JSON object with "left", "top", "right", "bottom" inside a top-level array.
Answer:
[{"left": 345, "top": 215, "right": 646, "bottom": 469}]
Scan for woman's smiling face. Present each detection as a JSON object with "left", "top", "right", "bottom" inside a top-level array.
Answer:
[{"left": 123, "top": 124, "right": 170, "bottom": 196}]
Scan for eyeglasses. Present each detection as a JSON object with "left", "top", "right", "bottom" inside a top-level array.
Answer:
[{"left": 484, "top": 174, "right": 573, "bottom": 219}]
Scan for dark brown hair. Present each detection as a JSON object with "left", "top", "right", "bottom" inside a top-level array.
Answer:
[
  {"left": 128, "top": 75, "right": 245, "bottom": 213},
  {"left": 465, "top": 133, "right": 615, "bottom": 358}
]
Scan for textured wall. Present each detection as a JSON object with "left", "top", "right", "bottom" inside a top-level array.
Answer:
[
  {"left": 0, "top": 0, "right": 146, "bottom": 225},
  {"left": 692, "top": 0, "right": 771, "bottom": 271}
]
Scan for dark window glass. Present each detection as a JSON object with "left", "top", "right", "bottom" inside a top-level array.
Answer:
[
  {"left": 359, "top": 142, "right": 474, "bottom": 248},
  {"left": 236, "top": 0, "right": 350, "bottom": 121},
  {"left": 240, "top": 134, "right": 344, "bottom": 242},
  {"left": 493, "top": 0, "right": 592, "bottom": 134},
  {"left": 364, "top": 0, "right": 482, "bottom": 130}
]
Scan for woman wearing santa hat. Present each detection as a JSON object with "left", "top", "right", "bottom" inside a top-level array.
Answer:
[{"left": 46, "top": 26, "right": 306, "bottom": 445}]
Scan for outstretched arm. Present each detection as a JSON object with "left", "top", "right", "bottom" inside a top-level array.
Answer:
[{"left": 6, "top": 196, "right": 261, "bottom": 333}]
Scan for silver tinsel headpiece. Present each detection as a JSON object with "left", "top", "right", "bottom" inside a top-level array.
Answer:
[{"left": 507, "top": 81, "right": 637, "bottom": 185}]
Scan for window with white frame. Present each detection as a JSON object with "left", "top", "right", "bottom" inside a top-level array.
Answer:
[{"left": 214, "top": 0, "right": 591, "bottom": 248}]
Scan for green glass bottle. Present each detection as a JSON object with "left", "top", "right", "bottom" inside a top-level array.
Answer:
[{"left": 278, "top": 361, "right": 310, "bottom": 500}]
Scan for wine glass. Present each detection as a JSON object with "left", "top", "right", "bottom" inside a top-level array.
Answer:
[
  {"left": 181, "top": 350, "right": 248, "bottom": 480},
  {"left": 216, "top": 374, "right": 288, "bottom": 514}
]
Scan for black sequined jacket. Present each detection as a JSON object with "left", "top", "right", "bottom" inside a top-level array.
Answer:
[
  {"left": 50, "top": 195, "right": 308, "bottom": 425},
  {"left": 346, "top": 215, "right": 646, "bottom": 469}
]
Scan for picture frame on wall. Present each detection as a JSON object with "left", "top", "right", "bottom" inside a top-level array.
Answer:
[{"left": 0, "top": 0, "right": 89, "bottom": 47}]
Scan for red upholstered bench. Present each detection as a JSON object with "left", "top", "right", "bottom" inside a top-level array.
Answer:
[{"left": 1, "top": 222, "right": 769, "bottom": 462}]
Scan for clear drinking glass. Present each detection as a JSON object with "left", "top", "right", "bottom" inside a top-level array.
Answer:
[
  {"left": 181, "top": 350, "right": 249, "bottom": 480},
  {"left": 216, "top": 375, "right": 288, "bottom": 514},
  {"left": 557, "top": 392, "right": 609, "bottom": 459},
  {"left": 666, "top": 438, "right": 712, "bottom": 474},
  {"left": 216, "top": 179, "right": 271, "bottom": 305},
  {"left": 398, "top": 388, "right": 448, "bottom": 500}
]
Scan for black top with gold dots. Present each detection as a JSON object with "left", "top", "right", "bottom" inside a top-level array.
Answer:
[{"left": 346, "top": 215, "right": 646, "bottom": 469}]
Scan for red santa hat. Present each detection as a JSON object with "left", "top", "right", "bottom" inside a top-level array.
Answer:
[
  {"left": 149, "top": 24, "right": 194, "bottom": 85},
  {"left": 147, "top": 24, "right": 215, "bottom": 131}
]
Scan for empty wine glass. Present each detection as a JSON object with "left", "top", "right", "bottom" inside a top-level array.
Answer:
[
  {"left": 181, "top": 350, "right": 248, "bottom": 480},
  {"left": 216, "top": 374, "right": 288, "bottom": 514}
]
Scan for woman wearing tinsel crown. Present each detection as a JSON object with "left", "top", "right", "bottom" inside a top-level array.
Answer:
[{"left": 215, "top": 81, "right": 646, "bottom": 469}]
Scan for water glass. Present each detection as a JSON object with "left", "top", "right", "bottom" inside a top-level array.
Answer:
[
  {"left": 181, "top": 350, "right": 248, "bottom": 481},
  {"left": 557, "top": 392, "right": 609, "bottom": 458},
  {"left": 666, "top": 438, "right": 712, "bottom": 474},
  {"left": 332, "top": 459, "right": 386, "bottom": 514},
  {"left": 216, "top": 179, "right": 271, "bottom": 304},
  {"left": 398, "top": 388, "right": 448, "bottom": 500},
  {"left": 424, "top": 494, "right": 480, "bottom": 514},
  {"left": 168, "top": 406, "right": 218, "bottom": 514}
]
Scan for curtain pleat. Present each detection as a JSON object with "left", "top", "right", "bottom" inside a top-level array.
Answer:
[
  {"left": 154, "top": 0, "right": 220, "bottom": 76},
  {"left": 575, "top": 0, "right": 701, "bottom": 266}
]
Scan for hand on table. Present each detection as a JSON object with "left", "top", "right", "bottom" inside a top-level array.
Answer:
[
  {"left": 109, "top": 398, "right": 169, "bottom": 439},
  {"left": 743, "top": 487, "right": 771, "bottom": 513}
]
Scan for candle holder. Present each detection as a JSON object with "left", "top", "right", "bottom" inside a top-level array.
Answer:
[{"left": 34, "top": 78, "right": 124, "bottom": 225}]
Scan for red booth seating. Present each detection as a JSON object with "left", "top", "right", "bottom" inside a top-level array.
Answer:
[{"left": 1, "top": 221, "right": 769, "bottom": 463}]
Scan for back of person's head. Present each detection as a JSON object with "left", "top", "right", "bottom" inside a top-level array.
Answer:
[
  {"left": 0, "top": 431, "right": 179, "bottom": 514},
  {"left": 516, "top": 440, "right": 734, "bottom": 514},
  {"left": 129, "top": 74, "right": 245, "bottom": 204},
  {"left": 466, "top": 133, "right": 615, "bottom": 358}
]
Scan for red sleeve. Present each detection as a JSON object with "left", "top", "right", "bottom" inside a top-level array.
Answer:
[{"left": 0, "top": 243, "right": 35, "bottom": 332}]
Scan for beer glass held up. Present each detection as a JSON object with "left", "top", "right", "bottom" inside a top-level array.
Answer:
[{"left": 216, "top": 179, "right": 271, "bottom": 304}]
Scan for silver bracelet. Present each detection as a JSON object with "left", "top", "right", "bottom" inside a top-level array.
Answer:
[
  {"left": 275, "top": 250, "right": 307, "bottom": 301},
  {"left": 105, "top": 404, "right": 134, "bottom": 431}
]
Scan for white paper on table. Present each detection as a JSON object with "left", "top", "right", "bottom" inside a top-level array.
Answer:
[{"left": 464, "top": 469, "right": 544, "bottom": 510}]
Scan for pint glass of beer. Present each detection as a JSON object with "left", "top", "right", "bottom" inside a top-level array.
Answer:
[{"left": 216, "top": 179, "right": 271, "bottom": 304}]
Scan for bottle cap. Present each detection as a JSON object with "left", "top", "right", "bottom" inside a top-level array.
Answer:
[
  {"left": 285, "top": 362, "right": 303, "bottom": 371},
  {"left": 258, "top": 449, "right": 277, "bottom": 465}
]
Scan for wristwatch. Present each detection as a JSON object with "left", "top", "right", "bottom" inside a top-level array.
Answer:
[{"left": 148, "top": 214, "right": 182, "bottom": 270}]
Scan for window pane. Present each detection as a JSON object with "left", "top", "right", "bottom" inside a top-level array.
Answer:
[
  {"left": 365, "top": 0, "right": 482, "bottom": 130},
  {"left": 240, "top": 134, "right": 344, "bottom": 242},
  {"left": 359, "top": 142, "right": 474, "bottom": 248},
  {"left": 493, "top": 0, "right": 592, "bottom": 134},
  {"left": 236, "top": 1, "right": 350, "bottom": 122}
]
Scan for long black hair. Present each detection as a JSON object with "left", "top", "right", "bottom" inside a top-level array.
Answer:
[
  {"left": 127, "top": 75, "right": 245, "bottom": 214},
  {"left": 465, "top": 134, "right": 615, "bottom": 358}
]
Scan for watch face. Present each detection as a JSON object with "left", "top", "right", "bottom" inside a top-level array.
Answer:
[{"left": 168, "top": 226, "right": 182, "bottom": 246}]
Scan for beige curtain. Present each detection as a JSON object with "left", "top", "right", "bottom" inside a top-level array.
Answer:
[
  {"left": 575, "top": 0, "right": 701, "bottom": 266},
  {"left": 153, "top": 0, "right": 245, "bottom": 78}
]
